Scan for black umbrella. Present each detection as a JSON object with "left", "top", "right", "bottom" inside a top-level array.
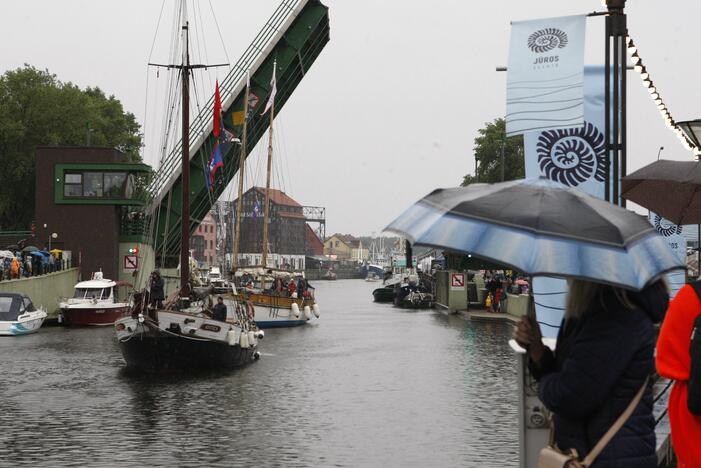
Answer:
[
  {"left": 385, "top": 178, "right": 683, "bottom": 290},
  {"left": 621, "top": 159, "right": 701, "bottom": 224}
]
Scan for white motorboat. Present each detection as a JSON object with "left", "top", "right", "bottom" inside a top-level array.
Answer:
[
  {"left": 59, "top": 271, "right": 130, "bottom": 326},
  {"left": 0, "top": 293, "right": 47, "bottom": 336}
]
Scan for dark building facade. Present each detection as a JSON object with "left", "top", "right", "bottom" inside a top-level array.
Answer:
[
  {"left": 34, "top": 147, "right": 150, "bottom": 280},
  {"left": 232, "top": 187, "right": 306, "bottom": 268}
]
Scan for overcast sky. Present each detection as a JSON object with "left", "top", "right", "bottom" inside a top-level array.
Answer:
[{"left": 1, "top": 0, "right": 699, "bottom": 236}]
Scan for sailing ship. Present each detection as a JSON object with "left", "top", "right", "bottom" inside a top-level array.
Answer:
[
  {"left": 225, "top": 61, "right": 320, "bottom": 328},
  {"left": 115, "top": 2, "right": 260, "bottom": 372}
]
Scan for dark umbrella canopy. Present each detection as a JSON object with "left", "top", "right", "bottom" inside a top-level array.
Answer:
[
  {"left": 386, "top": 178, "right": 683, "bottom": 290},
  {"left": 21, "top": 245, "right": 39, "bottom": 253},
  {"left": 621, "top": 159, "right": 701, "bottom": 225},
  {"left": 412, "top": 178, "right": 655, "bottom": 247}
]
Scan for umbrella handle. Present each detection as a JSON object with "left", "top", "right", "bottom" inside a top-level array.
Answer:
[{"left": 527, "top": 277, "right": 536, "bottom": 321}]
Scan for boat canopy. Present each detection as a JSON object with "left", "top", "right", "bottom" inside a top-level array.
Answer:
[
  {"left": 0, "top": 293, "right": 35, "bottom": 321},
  {"left": 74, "top": 279, "right": 117, "bottom": 289}
]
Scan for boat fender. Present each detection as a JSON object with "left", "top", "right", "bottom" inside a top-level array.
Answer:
[
  {"left": 137, "top": 313, "right": 145, "bottom": 323},
  {"left": 303, "top": 305, "right": 311, "bottom": 320},
  {"left": 257, "top": 330, "right": 265, "bottom": 340},
  {"left": 240, "top": 332, "right": 249, "bottom": 348},
  {"left": 57, "top": 313, "right": 63, "bottom": 324},
  {"left": 253, "top": 351, "right": 261, "bottom": 360},
  {"left": 247, "top": 331, "right": 256, "bottom": 347},
  {"left": 312, "top": 304, "right": 320, "bottom": 318},
  {"left": 291, "top": 302, "right": 300, "bottom": 318},
  {"left": 227, "top": 330, "right": 238, "bottom": 346}
]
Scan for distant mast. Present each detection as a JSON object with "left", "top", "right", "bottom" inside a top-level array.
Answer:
[
  {"left": 260, "top": 60, "right": 277, "bottom": 269},
  {"left": 232, "top": 74, "right": 251, "bottom": 271}
]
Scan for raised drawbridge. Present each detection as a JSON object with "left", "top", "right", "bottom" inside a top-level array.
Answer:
[{"left": 122, "top": 0, "right": 330, "bottom": 264}]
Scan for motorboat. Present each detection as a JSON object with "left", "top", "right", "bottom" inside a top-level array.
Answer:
[
  {"left": 207, "top": 267, "right": 233, "bottom": 294},
  {"left": 365, "top": 272, "right": 380, "bottom": 282},
  {"left": 0, "top": 293, "right": 47, "bottom": 336},
  {"left": 59, "top": 271, "right": 130, "bottom": 326}
]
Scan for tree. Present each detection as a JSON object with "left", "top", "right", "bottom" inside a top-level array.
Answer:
[
  {"left": 462, "top": 118, "right": 524, "bottom": 186},
  {"left": 0, "top": 65, "right": 142, "bottom": 229}
]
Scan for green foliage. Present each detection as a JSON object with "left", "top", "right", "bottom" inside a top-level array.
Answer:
[
  {"left": 462, "top": 118, "right": 525, "bottom": 186},
  {"left": 0, "top": 65, "right": 143, "bottom": 229}
]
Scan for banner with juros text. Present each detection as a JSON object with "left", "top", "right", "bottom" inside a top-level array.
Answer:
[{"left": 506, "top": 15, "right": 586, "bottom": 137}]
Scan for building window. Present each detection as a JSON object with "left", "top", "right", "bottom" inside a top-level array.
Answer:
[
  {"left": 64, "top": 173, "right": 83, "bottom": 197},
  {"left": 64, "top": 171, "right": 130, "bottom": 199}
]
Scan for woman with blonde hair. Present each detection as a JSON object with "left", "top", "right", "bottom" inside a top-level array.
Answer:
[{"left": 514, "top": 278, "right": 668, "bottom": 467}]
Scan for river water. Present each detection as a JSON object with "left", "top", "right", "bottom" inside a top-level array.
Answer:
[{"left": 0, "top": 279, "right": 519, "bottom": 467}]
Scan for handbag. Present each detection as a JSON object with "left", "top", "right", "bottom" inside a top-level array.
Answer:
[{"left": 537, "top": 376, "right": 649, "bottom": 468}]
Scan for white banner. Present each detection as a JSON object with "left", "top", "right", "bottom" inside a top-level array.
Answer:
[
  {"left": 525, "top": 66, "right": 607, "bottom": 197},
  {"left": 649, "top": 213, "right": 686, "bottom": 298},
  {"left": 506, "top": 15, "right": 586, "bottom": 136},
  {"left": 524, "top": 66, "right": 606, "bottom": 338}
]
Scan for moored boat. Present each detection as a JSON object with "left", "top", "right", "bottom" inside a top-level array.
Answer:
[
  {"left": 0, "top": 293, "right": 47, "bottom": 336},
  {"left": 372, "top": 286, "right": 396, "bottom": 303},
  {"left": 59, "top": 271, "right": 130, "bottom": 326}
]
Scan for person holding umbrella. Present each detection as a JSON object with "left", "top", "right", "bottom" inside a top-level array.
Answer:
[
  {"left": 513, "top": 279, "right": 667, "bottom": 467},
  {"left": 387, "top": 178, "right": 686, "bottom": 466}
]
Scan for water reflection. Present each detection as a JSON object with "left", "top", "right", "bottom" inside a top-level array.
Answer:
[{"left": 0, "top": 280, "right": 519, "bottom": 466}]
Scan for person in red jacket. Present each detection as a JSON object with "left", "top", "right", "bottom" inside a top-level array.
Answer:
[{"left": 656, "top": 284, "right": 701, "bottom": 467}]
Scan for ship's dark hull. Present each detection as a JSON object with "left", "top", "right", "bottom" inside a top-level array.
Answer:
[
  {"left": 372, "top": 287, "right": 396, "bottom": 303},
  {"left": 118, "top": 326, "right": 257, "bottom": 373}
]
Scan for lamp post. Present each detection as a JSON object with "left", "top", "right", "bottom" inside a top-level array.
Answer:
[
  {"left": 604, "top": 0, "right": 627, "bottom": 206},
  {"left": 677, "top": 119, "right": 701, "bottom": 276},
  {"left": 48, "top": 233, "right": 57, "bottom": 251}
]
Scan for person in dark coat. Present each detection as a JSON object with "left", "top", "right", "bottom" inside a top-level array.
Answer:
[
  {"left": 212, "top": 296, "right": 227, "bottom": 322},
  {"left": 513, "top": 279, "right": 668, "bottom": 468},
  {"left": 149, "top": 270, "right": 165, "bottom": 309}
]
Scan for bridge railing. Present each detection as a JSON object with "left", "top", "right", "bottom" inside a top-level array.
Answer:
[{"left": 147, "top": 0, "right": 303, "bottom": 206}]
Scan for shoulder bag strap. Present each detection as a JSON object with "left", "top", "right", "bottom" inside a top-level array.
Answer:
[
  {"left": 689, "top": 281, "right": 701, "bottom": 300},
  {"left": 581, "top": 375, "right": 649, "bottom": 466}
]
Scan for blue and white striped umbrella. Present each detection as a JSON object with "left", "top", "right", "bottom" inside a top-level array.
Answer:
[{"left": 385, "top": 178, "right": 684, "bottom": 291}]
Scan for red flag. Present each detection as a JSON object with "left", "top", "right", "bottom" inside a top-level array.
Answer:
[{"left": 213, "top": 80, "right": 221, "bottom": 138}]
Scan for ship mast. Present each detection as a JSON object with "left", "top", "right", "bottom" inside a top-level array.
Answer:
[
  {"left": 231, "top": 76, "right": 251, "bottom": 271},
  {"left": 261, "top": 61, "right": 276, "bottom": 268},
  {"left": 180, "top": 15, "right": 191, "bottom": 294},
  {"left": 148, "top": 0, "right": 228, "bottom": 294}
]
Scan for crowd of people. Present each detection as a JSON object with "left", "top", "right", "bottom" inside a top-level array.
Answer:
[
  {"left": 0, "top": 250, "right": 69, "bottom": 281},
  {"left": 235, "top": 271, "right": 313, "bottom": 299},
  {"left": 483, "top": 270, "right": 529, "bottom": 313}
]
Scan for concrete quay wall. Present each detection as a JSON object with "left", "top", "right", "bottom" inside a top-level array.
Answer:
[{"left": 0, "top": 268, "right": 80, "bottom": 319}]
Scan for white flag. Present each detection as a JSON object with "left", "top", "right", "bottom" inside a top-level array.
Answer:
[
  {"left": 262, "top": 63, "right": 277, "bottom": 115},
  {"left": 506, "top": 15, "right": 586, "bottom": 136}
]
